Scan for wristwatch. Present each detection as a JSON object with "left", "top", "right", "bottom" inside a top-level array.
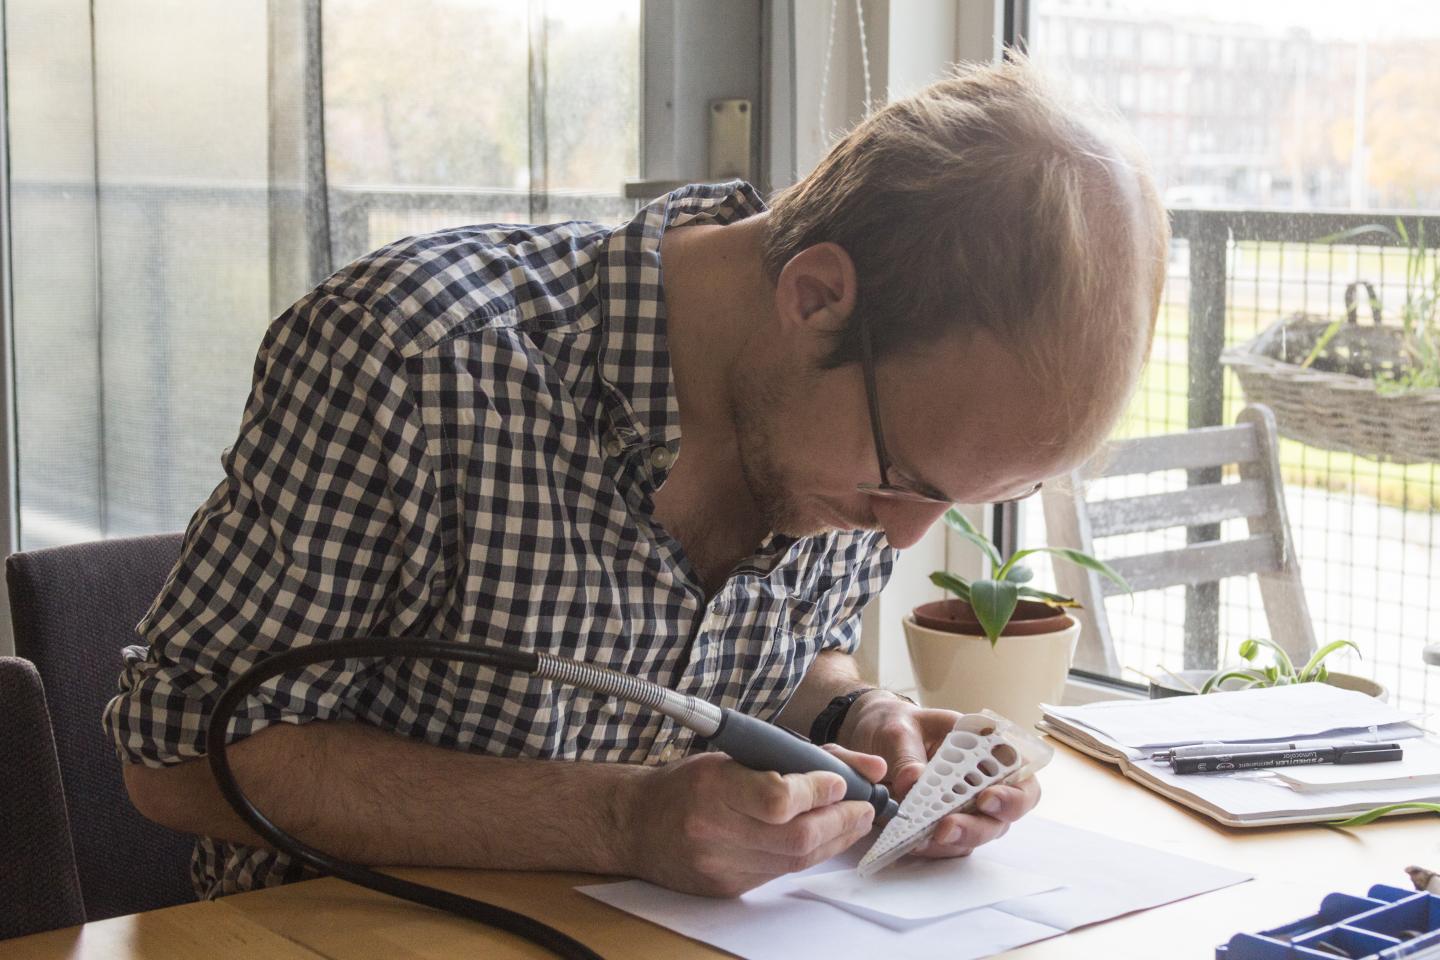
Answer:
[{"left": 809, "top": 687, "right": 914, "bottom": 744}]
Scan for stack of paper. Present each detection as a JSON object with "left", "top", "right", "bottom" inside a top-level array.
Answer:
[
  {"left": 578, "top": 817, "right": 1250, "bottom": 960},
  {"left": 1039, "top": 683, "right": 1438, "bottom": 826}
]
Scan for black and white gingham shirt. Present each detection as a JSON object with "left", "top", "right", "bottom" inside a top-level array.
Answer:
[{"left": 103, "top": 182, "right": 897, "bottom": 897}]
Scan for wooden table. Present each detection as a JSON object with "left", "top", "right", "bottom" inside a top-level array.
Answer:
[{"left": 8, "top": 744, "right": 1436, "bottom": 959}]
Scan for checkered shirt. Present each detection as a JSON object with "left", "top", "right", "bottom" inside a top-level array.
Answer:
[{"left": 102, "top": 182, "right": 897, "bottom": 898}]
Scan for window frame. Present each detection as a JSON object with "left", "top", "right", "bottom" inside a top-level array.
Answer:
[{"left": 0, "top": 6, "right": 19, "bottom": 654}]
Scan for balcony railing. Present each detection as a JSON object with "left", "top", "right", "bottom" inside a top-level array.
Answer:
[{"left": 1114, "top": 207, "right": 1440, "bottom": 713}]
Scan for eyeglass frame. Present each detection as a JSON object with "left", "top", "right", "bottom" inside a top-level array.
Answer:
[{"left": 852, "top": 313, "right": 1041, "bottom": 506}]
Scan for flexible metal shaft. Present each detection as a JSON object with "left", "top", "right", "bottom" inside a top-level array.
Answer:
[{"left": 532, "top": 653, "right": 723, "bottom": 737}]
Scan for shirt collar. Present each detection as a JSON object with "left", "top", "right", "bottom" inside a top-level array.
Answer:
[{"left": 595, "top": 180, "right": 767, "bottom": 460}]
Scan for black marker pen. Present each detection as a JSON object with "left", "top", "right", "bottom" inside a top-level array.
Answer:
[{"left": 1170, "top": 743, "right": 1403, "bottom": 775}]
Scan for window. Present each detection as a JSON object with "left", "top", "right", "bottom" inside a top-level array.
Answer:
[
  {"left": 1027, "top": 0, "right": 1440, "bottom": 715},
  {"left": 3, "top": 0, "right": 640, "bottom": 552},
  {"left": 323, "top": 0, "right": 640, "bottom": 263}
]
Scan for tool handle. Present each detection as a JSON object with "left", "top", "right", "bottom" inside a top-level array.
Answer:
[{"left": 707, "top": 708, "right": 898, "bottom": 821}]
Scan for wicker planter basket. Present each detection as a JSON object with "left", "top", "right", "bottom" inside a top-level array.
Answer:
[{"left": 1221, "top": 282, "right": 1440, "bottom": 464}]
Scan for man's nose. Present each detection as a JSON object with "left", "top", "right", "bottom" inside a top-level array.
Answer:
[{"left": 874, "top": 500, "right": 950, "bottom": 550}]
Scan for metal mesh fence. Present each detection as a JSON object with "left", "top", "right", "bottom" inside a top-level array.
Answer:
[{"left": 1025, "top": 215, "right": 1439, "bottom": 716}]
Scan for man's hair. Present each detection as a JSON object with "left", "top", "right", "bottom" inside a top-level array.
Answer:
[{"left": 761, "top": 55, "right": 1169, "bottom": 449}]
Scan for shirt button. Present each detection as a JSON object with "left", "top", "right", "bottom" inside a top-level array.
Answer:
[
  {"left": 649, "top": 446, "right": 674, "bottom": 470},
  {"left": 658, "top": 741, "right": 683, "bottom": 764},
  {"left": 603, "top": 433, "right": 624, "bottom": 457}
]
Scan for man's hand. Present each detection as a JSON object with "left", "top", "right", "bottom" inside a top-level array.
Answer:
[
  {"left": 619, "top": 746, "right": 887, "bottom": 897},
  {"left": 838, "top": 693, "right": 1040, "bottom": 859}
]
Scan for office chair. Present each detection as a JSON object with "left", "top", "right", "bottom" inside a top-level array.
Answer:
[
  {"left": 0, "top": 656, "right": 85, "bottom": 940},
  {"left": 6, "top": 533, "right": 195, "bottom": 922}
]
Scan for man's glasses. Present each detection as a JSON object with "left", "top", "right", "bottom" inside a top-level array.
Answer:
[{"left": 852, "top": 314, "right": 1040, "bottom": 506}]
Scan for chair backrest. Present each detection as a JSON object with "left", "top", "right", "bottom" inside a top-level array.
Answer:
[
  {"left": 6, "top": 533, "right": 194, "bottom": 922},
  {"left": 0, "top": 656, "right": 85, "bottom": 940},
  {"left": 1042, "top": 404, "right": 1315, "bottom": 676}
]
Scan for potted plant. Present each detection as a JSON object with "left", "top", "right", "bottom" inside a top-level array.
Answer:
[
  {"left": 1220, "top": 218, "right": 1440, "bottom": 464},
  {"left": 903, "top": 508, "right": 1129, "bottom": 728},
  {"left": 1146, "top": 637, "right": 1386, "bottom": 701}
]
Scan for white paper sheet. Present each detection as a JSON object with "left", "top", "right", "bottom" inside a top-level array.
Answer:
[
  {"left": 1042, "top": 683, "right": 1421, "bottom": 751},
  {"left": 576, "top": 817, "right": 1250, "bottom": 960},
  {"left": 794, "top": 856, "right": 1061, "bottom": 930},
  {"left": 1272, "top": 737, "right": 1440, "bottom": 791},
  {"left": 1136, "top": 757, "right": 1440, "bottom": 818}
]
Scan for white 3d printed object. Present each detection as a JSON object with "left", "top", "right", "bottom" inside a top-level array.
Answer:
[{"left": 856, "top": 710, "right": 1054, "bottom": 878}]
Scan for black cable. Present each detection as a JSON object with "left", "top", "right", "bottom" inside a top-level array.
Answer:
[{"left": 205, "top": 637, "right": 605, "bottom": 960}]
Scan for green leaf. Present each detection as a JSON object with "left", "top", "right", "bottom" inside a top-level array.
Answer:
[
  {"left": 929, "top": 571, "right": 971, "bottom": 602},
  {"left": 1004, "top": 564, "right": 1034, "bottom": 583},
  {"left": 1199, "top": 668, "right": 1268, "bottom": 694},
  {"left": 1016, "top": 586, "right": 1080, "bottom": 607},
  {"left": 1328, "top": 802, "right": 1440, "bottom": 827},
  {"left": 1300, "top": 318, "right": 1344, "bottom": 369},
  {"left": 1315, "top": 223, "right": 1400, "bottom": 245},
  {"left": 1298, "top": 639, "right": 1361, "bottom": 682},
  {"left": 968, "top": 579, "right": 1020, "bottom": 647},
  {"left": 1009, "top": 547, "right": 1131, "bottom": 595},
  {"left": 943, "top": 508, "right": 1002, "bottom": 569},
  {"left": 1238, "top": 637, "right": 1297, "bottom": 679}
]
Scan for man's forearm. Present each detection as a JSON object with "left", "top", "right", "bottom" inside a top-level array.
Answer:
[
  {"left": 775, "top": 649, "right": 870, "bottom": 737},
  {"left": 123, "top": 720, "right": 645, "bottom": 875}
]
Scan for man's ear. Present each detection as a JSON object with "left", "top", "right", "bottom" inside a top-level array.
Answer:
[{"left": 774, "top": 242, "right": 857, "bottom": 335}]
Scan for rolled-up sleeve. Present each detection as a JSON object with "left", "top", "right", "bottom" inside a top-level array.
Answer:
[
  {"left": 821, "top": 610, "right": 865, "bottom": 656},
  {"left": 103, "top": 292, "right": 436, "bottom": 767}
]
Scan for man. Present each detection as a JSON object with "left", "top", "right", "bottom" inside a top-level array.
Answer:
[{"left": 108, "top": 58, "right": 1166, "bottom": 900}]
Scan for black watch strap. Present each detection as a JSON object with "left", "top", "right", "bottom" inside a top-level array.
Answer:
[{"left": 809, "top": 688, "right": 876, "bottom": 745}]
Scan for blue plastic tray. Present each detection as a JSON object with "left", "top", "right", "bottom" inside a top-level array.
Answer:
[{"left": 1218, "top": 885, "right": 1440, "bottom": 958}]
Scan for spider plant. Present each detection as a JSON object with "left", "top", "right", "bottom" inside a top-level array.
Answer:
[
  {"left": 1199, "top": 636, "right": 1360, "bottom": 694},
  {"left": 1302, "top": 218, "right": 1440, "bottom": 393},
  {"left": 929, "top": 508, "right": 1129, "bottom": 646}
]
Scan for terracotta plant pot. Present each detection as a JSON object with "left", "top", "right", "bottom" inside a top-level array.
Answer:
[{"left": 903, "top": 598, "right": 1080, "bottom": 730}]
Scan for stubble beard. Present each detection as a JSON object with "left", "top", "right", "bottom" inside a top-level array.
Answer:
[{"left": 728, "top": 363, "right": 823, "bottom": 539}]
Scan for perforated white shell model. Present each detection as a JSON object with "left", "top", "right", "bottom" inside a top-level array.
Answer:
[{"left": 856, "top": 710, "right": 1053, "bottom": 878}]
